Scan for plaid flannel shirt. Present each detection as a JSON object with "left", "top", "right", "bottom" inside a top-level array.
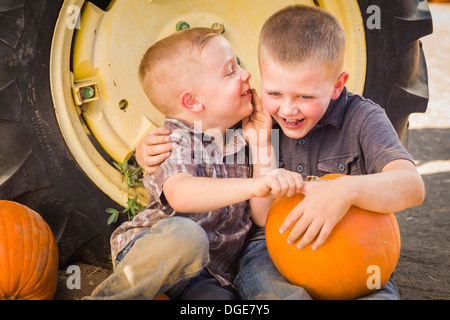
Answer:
[{"left": 110, "top": 118, "right": 252, "bottom": 286}]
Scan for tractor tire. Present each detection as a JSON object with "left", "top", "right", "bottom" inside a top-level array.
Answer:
[
  {"left": 0, "top": 0, "right": 432, "bottom": 266},
  {"left": 0, "top": 0, "right": 120, "bottom": 266},
  {"left": 358, "top": 0, "right": 432, "bottom": 145}
]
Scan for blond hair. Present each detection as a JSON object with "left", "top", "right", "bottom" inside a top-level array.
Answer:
[
  {"left": 139, "top": 28, "right": 221, "bottom": 116},
  {"left": 259, "top": 5, "right": 345, "bottom": 79}
]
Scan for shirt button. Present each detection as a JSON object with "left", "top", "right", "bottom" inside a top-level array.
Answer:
[
  {"left": 338, "top": 163, "right": 346, "bottom": 171},
  {"left": 296, "top": 164, "right": 304, "bottom": 173},
  {"left": 298, "top": 139, "right": 306, "bottom": 146}
]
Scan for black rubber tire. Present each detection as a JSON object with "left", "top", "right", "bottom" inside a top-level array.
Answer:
[
  {"left": 357, "top": 0, "right": 433, "bottom": 145},
  {"left": 0, "top": 0, "right": 432, "bottom": 266},
  {"left": 0, "top": 0, "right": 122, "bottom": 267}
]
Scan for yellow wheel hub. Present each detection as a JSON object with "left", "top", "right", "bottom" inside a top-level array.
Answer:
[{"left": 50, "top": 0, "right": 366, "bottom": 207}]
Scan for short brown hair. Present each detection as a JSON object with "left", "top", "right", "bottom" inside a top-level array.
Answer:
[
  {"left": 139, "top": 28, "right": 221, "bottom": 116},
  {"left": 259, "top": 5, "right": 345, "bottom": 78}
]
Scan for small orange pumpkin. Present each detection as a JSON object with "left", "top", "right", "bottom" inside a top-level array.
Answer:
[
  {"left": 0, "top": 200, "right": 59, "bottom": 300},
  {"left": 265, "top": 174, "right": 401, "bottom": 300}
]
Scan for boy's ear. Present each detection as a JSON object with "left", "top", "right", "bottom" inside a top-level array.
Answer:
[
  {"left": 331, "top": 71, "right": 349, "bottom": 100},
  {"left": 179, "top": 91, "right": 203, "bottom": 113}
]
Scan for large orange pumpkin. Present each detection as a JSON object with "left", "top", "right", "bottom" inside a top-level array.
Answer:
[
  {"left": 265, "top": 174, "right": 401, "bottom": 300},
  {"left": 0, "top": 200, "right": 59, "bottom": 300}
]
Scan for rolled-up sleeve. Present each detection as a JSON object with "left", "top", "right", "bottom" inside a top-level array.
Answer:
[{"left": 145, "top": 129, "right": 199, "bottom": 199}]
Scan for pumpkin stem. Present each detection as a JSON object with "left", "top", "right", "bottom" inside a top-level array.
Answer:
[{"left": 305, "top": 176, "right": 328, "bottom": 182}]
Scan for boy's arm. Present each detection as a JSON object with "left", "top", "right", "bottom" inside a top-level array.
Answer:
[
  {"left": 163, "top": 173, "right": 254, "bottom": 213},
  {"left": 248, "top": 143, "right": 279, "bottom": 226},
  {"left": 242, "top": 89, "right": 282, "bottom": 226},
  {"left": 163, "top": 169, "right": 303, "bottom": 214},
  {"left": 341, "top": 159, "right": 424, "bottom": 213},
  {"left": 280, "top": 159, "right": 425, "bottom": 250}
]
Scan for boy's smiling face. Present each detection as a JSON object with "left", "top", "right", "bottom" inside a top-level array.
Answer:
[
  {"left": 195, "top": 36, "right": 253, "bottom": 132},
  {"left": 260, "top": 60, "right": 348, "bottom": 139}
]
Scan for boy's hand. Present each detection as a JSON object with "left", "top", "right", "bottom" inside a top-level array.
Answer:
[
  {"left": 242, "top": 89, "right": 272, "bottom": 148},
  {"left": 135, "top": 127, "right": 177, "bottom": 174},
  {"left": 279, "top": 179, "right": 352, "bottom": 250},
  {"left": 254, "top": 169, "right": 304, "bottom": 199}
]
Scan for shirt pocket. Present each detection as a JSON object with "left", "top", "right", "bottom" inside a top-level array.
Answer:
[{"left": 318, "top": 153, "right": 361, "bottom": 175}]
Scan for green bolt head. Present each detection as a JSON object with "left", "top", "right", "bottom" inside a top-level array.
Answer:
[
  {"left": 82, "top": 86, "right": 95, "bottom": 99},
  {"left": 176, "top": 21, "right": 190, "bottom": 31},
  {"left": 211, "top": 22, "right": 225, "bottom": 34}
]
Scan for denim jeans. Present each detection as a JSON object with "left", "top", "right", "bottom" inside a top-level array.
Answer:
[
  {"left": 85, "top": 217, "right": 211, "bottom": 299},
  {"left": 234, "top": 239, "right": 400, "bottom": 300},
  {"left": 86, "top": 217, "right": 399, "bottom": 300}
]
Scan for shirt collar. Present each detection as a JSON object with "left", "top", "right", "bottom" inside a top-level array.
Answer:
[
  {"left": 316, "top": 86, "right": 348, "bottom": 130},
  {"left": 164, "top": 118, "right": 198, "bottom": 134},
  {"left": 164, "top": 118, "right": 247, "bottom": 157}
]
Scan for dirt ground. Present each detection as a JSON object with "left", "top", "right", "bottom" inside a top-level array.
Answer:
[{"left": 53, "top": 3, "right": 450, "bottom": 300}]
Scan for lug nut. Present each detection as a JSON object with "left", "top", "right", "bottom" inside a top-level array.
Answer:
[
  {"left": 176, "top": 21, "right": 190, "bottom": 31},
  {"left": 211, "top": 22, "right": 225, "bottom": 34}
]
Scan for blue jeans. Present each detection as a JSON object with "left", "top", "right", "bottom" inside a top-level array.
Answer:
[
  {"left": 86, "top": 218, "right": 399, "bottom": 300},
  {"left": 85, "top": 217, "right": 238, "bottom": 300},
  {"left": 234, "top": 240, "right": 400, "bottom": 300},
  {"left": 85, "top": 217, "right": 210, "bottom": 299}
]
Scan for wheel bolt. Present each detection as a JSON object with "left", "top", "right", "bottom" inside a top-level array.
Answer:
[
  {"left": 176, "top": 21, "right": 190, "bottom": 31},
  {"left": 82, "top": 86, "right": 95, "bottom": 99},
  {"left": 211, "top": 22, "right": 225, "bottom": 34}
]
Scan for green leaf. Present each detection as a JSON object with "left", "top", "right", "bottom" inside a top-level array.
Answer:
[
  {"left": 107, "top": 211, "right": 119, "bottom": 225},
  {"left": 105, "top": 207, "right": 119, "bottom": 214},
  {"left": 106, "top": 161, "right": 145, "bottom": 223},
  {"left": 113, "top": 161, "right": 123, "bottom": 172},
  {"left": 131, "top": 167, "right": 142, "bottom": 175}
]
